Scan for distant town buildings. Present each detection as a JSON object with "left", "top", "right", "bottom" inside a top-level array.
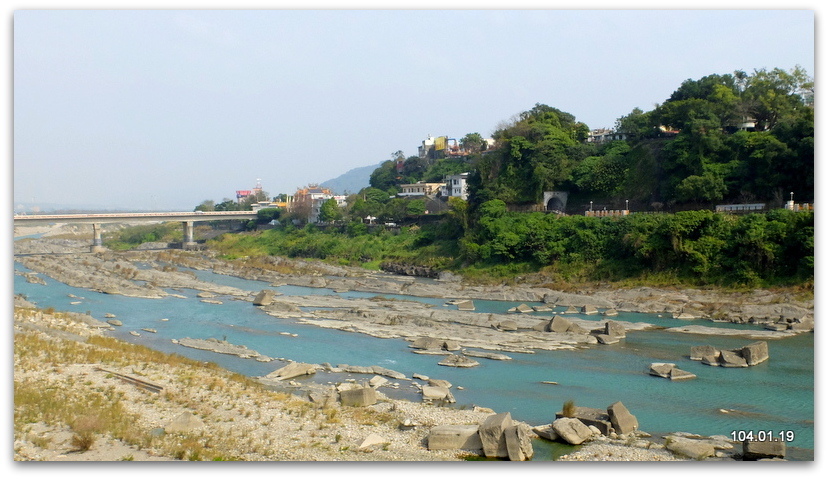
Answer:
[{"left": 418, "top": 135, "right": 495, "bottom": 159}]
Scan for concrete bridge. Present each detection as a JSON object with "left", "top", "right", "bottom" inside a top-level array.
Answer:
[{"left": 12, "top": 211, "right": 258, "bottom": 252}]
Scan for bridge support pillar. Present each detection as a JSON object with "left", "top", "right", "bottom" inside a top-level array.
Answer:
[
  {"left": 182, "top": 221, "right": 197, "bottom": 250},
  {"left": 90, "top": 223, "right": 105, "bottom": 253}
]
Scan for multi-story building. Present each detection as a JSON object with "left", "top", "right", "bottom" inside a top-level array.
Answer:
[
  {"left": 398, "top": 182, "right": 444, "bottom": 197},
  {"left": 441, "top": 172, "right": 469, "bottom": 200}
]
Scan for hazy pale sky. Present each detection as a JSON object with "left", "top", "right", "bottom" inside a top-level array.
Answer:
[{"left": 11, "top": 6, "right": 816, "bottom": 211}]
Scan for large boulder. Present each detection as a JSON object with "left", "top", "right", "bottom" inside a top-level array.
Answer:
[
  {"left": 690, "top": 345, "right": 719, "bottom": 361},
  {"left": 742, "top": 440, "right": 786, "bottom": 460},
  {"left": 607, "top": 401, "right": 638, "bottom": 435},
  {"left": 548, "top": 315, "right": 572, "bottom": 333},
  {"left": 531, "top": 424, "right": 558, "bottom": 441},
  {"left": 552, "top": 417, "right": 593, "bottom": 445},
  {"left": 455, "top": 300, "right": 475, "bottom": 311},
  {"left": 604, "top": 320, "right": 626, "bottom": 338},
  {"left": 595, "top": 334, "right": 620, "bottom": 345},
  {"left": 339, "top": 387, "right": 377, "bottom": 407},
  {"left": 649, "top": 362, "right": 696, "bottom": 380},
  {"left": 719, "top": 349, "right": 749, "bottom": 368},
  {"left": 741, "top": 341, "right": 769, "bottom": 366},
  {"left": 504, "top": 424, "right": 534, "bottom": 461},
  {"left": 252, "top": 289, "right": 276, "bottom": 306},
  {"left": 649, "top": 362, "right": 676, "bottom": 378},
  {"left": 427, "top": 425, "right": 482, "bottom": 451},
  {"left": 555, "top": 406, "right": 612, "bottom": 435},
  {"left": 479, "top": 412, "right": 512, "bottom": 458},
  {"left": 422, "top": 385, "right": 452, "bottom": 402},
  {"left": 665, "top": 436, "right": 716, "bottom": 460}
]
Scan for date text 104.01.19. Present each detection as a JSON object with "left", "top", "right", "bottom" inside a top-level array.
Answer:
[{"left": 730, "top": 430, "right": 795, "bottom": 442}]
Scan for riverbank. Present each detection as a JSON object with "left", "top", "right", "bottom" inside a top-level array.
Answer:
[
  {"left": 15, "top": 297, "right": 704, "bottom": 462},
  {"left": 12, "top": 229, "right": 814, "bottom": 461}
]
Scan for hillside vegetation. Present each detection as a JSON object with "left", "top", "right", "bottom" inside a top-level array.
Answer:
[{"left": 168, "top": 67, "right": 815, "bottom": 290}]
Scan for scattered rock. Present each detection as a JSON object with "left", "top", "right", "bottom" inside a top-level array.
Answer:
[
  {"left": 165, "top": 412, "right": 204, "bottom": 433},
  {"left": 581, "top": 305, "right": 598, "bottom": 315},
  {"left": 358, "top": 433, "right": 389, "bottom": 451}
]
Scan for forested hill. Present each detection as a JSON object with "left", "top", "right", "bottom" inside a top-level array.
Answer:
[
  {"left": 369, "top": 66, "right": 813, "bottom": 213},
  {"left": 195, "top": 67, "right": 813, "bottom": 289}
]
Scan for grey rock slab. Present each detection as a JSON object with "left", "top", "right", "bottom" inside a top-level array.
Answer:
[{"left": 479, "top": 412, "right": 512, "bottom": 458}]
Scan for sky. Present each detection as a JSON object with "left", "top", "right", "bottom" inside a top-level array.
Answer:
[{"left": 9, "top": 3, "right": 817, "bottom": 211}]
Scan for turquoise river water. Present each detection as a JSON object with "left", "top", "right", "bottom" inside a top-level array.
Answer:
[{"left": 13, "top": 255, "right": 815, "bottom": 460}]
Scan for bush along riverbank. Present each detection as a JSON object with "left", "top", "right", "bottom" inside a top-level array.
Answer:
[{"left": 198, "top": 207, "right": 813, "bottom": 292}]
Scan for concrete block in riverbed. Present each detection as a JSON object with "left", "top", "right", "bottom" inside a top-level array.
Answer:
[
  {"left": 665, "top": 436, "right": 715, "bottom": 460},
  {"left": 604, "top": 320, "right": 626, "bottom": 338},
  {"left": 339, "top": 387, "right": 377, "bottom": 407},
  {"left": 422, "top": 385, "right": 451, "bottom": 401},
  {"left": 266, "top": 362, "right": 317, "bottom": 380},
  {"left": 595, "top": 334, "right": 620, "bottom": 345},
  {"left": 649, "top": 363, "right": 676, "bottom": 378},
  {"left": 531, "top": 424, "right": 559, "bottom": 441},
  {"left": 719, "top": 349, "right": 749, "bottom": 367},
  {"left": 741, "top": 341, "right": 769, "bottom": 366},
  {"left": 607, "top": 401, "right": 638, "bottom": 435},
  {"left": 505, "top": 424, "right": 534, "bottom": 461},
  {"left": 479, "top": 412, "right": 512, "bottom": 458},
  {"left": 691, "top": 345, "right": 719, "bottom": 361},
  {"left": 497, "top": 320, "right": 518, "bottom": 331},
  {"left": 548, "top": 315, "right": 572, "bottom": 333},
  {"left": 252, "top": 289, "right": 276, "bottom": 306},
  {"left": 552, "top": 417, "right": 593, "bottom": 445},
  {"left": 581, "top": 305, "right": 598, "bottom": 315},
  {"left": 742, "top": 439, "right": 786, "bottom": 460},
  {"left": 555, "top": 406, "right": 612, "bottom": 435},
  {"left": 427, "top": 425, "right": 482, "bottom": 451}
]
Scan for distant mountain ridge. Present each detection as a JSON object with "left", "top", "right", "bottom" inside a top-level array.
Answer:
[{"left": 320, "top": 162, "right": 382, "bottom": 195}]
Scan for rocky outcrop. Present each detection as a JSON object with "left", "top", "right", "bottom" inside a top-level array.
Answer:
[{"left": 379, "top": 262, "right": 439, "bottom": 279}]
